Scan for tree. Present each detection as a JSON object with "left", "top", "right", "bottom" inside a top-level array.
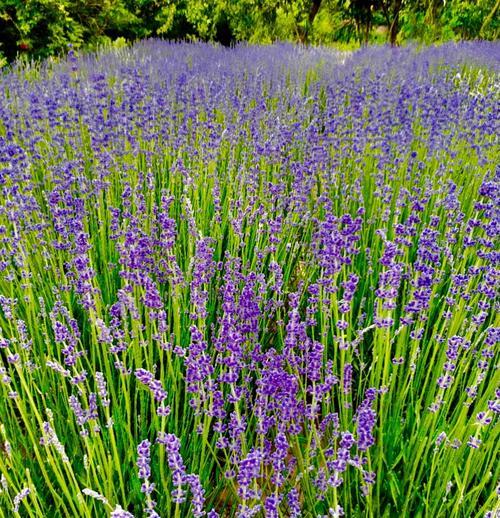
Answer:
[
  {"left": 350, "top": 0, "right": 377, "bottom": 44},
  {"left": 299, "top": 0, "right": 323, "bottom": 43},
  {"left": 379, "top": 0, "right": 404, "bottom": 45},
  {"left": 1, "top": 0, "right": 499, "bottom": 64},
  {"left": 0, "top": 0, "right": 138, "bottom": 61},
  {"left": 480, "top": 0, "right": 500, "bottom": 38}
]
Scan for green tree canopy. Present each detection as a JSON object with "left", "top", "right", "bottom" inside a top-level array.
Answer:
[{"left": 0, "top": 0, "right": 498, "bottom": 63}]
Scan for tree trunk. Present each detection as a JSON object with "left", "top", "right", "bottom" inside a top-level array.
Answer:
[
  {"left": 352, "top": 0, "right": 372, "bottom": 45},
  {"left": 383, "top": 0, "right": 402, "bottom": 46},
  {"left": 389, "top": 11, "right": 399, "bottom": 45},
  {"left": 297, "top": 0, "right": 322, "bottom": 44},
  {"left": 309, "top": 0, "right": 322, "bottom": 24},
  {"left": 365, "top": 18, "right": 371, "bottom": 45}
]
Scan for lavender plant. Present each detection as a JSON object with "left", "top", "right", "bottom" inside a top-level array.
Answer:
[{"left": 0, "top": 41, "right": 498, "bottom": 518}]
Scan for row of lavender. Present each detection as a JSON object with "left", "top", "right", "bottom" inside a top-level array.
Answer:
[{"left": 0, "top": 41, "right": 498, "bottom": 517}]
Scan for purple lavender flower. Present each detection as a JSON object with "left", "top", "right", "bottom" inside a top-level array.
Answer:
[
  {"left": 287, "top": 488, "right": 301, "bottom": 517},
  {"left": 111, "top": 505, "right": 135, "bottom": 518},
  {"left": 237, "top": 448, "right": 263, "bottom": 500},
  {"left": 184, "top": 473, "right": 205, "bottom": 517},
  {"left": 95, "top": 371, "right": 110, "bottom": 407},
  {"left": 12, "top": 487, "right": 30, "bottom": 513},
  {"left": 137, "top": 439, "right": 152, "bottom": 486},
  {"left": 158, "top": 433, "right": 187, "bottom": 503},
  {"left": 343, "top": 364, "right": 353, "bottom": 395},
  {"left": 134, "top": 368, "right": 168, "bottom": 403},
  {"left": 356, "top": 391, "right": 377, "bottom": 451}
]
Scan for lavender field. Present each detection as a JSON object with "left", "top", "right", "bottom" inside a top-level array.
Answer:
[{"left": 0, "top": 41, "right": 499, "bottom": 518}]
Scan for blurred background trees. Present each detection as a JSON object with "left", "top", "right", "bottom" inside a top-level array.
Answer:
[{"left": 0, "top": 0, "right": 498, "bottom": 63}]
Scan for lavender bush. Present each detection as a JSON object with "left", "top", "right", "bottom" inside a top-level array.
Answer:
[{"left": 0, "top": 40, "right": 498, "bottom": 518}]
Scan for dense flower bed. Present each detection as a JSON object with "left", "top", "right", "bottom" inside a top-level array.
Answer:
[{"left": 0, "top": 41, "right": 498, "bottom": 517}]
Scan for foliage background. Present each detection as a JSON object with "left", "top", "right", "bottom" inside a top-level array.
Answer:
[{"left": 0, "top": 0, "right": 499, "bottom": 64}]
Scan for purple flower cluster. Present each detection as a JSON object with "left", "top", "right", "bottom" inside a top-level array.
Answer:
[
  {"left": 134, "top": 368, "right": 170, "bottom": 416},
  {"left": 158, "top": 432, "right": 206, "bottom": 515},
  {"left": 137, "top": 439, "right": 159, "bottom": 517}
]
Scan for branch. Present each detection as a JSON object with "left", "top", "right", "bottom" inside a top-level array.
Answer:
[{"left": 480, "top": 0, "right": 500, "bottom": 37}]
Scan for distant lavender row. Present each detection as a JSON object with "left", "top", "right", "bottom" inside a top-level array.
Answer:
[{"left": 0, "top": 41, "right": 499, "bottom": 518}]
